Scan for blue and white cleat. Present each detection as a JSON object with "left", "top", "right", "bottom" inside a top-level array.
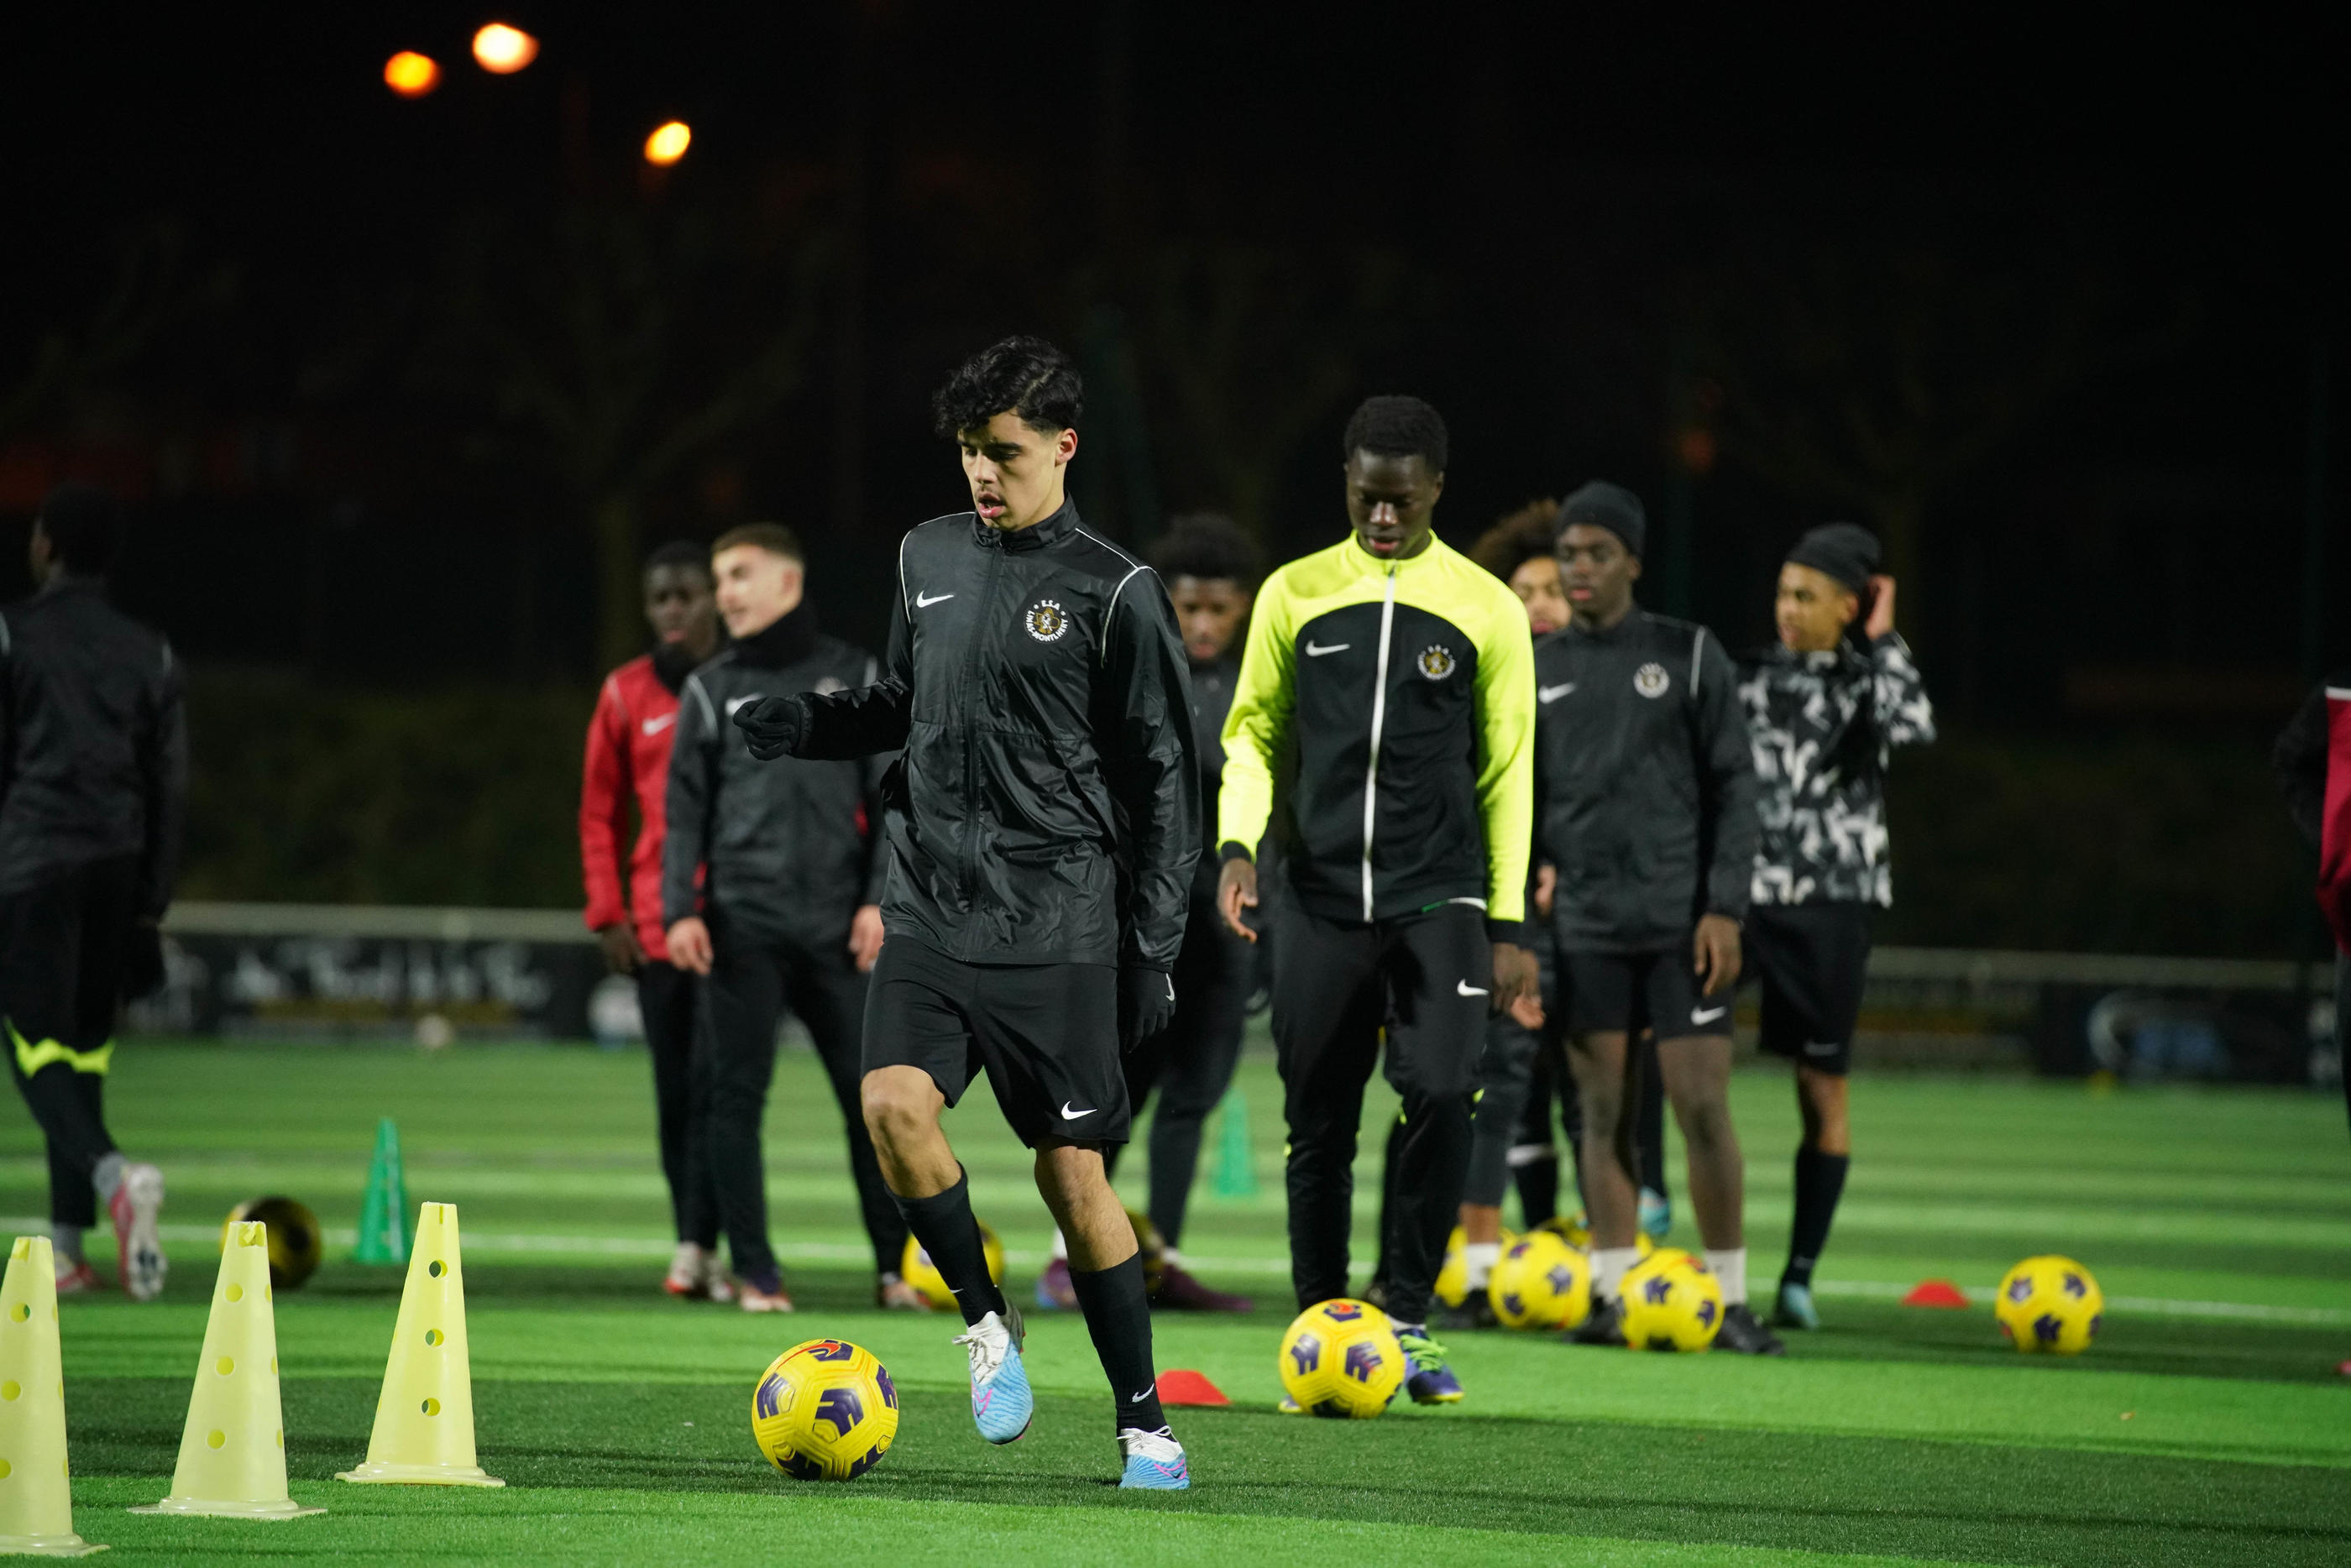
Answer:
[
  {"left": 1774, "top": 1281, "right": 1820, "bottom": 1331},
  {"left": 1118, "top": 1427, "right": 1190, "bottom": 1489},
  {"left": 1396, "top": 1328, "right": 1463, "bottom": 1404},
  {"left": 955, "top": 1305, "right": 1034, "bottom": 1444},
  {"left": 1638, "top": 1186, "right": 1672, "bottom": 1242}
]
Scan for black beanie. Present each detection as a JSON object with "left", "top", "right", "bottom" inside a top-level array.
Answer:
[
  {"left": 1784, "top": 522, "right": 1879, "bottom": 594},
  {"left": 1556, "top": 481, "right": 1646, "bottom": 557}
]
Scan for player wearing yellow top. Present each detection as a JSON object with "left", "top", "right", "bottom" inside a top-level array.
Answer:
[{"left": 1216, "top": 396, "right": 1536, "bottom": 1403}]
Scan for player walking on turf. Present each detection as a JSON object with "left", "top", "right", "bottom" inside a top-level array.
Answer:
[
  {"left": 732, "top": 337, "right": 1199, "bottom": 1488},
  {"left": 663, "top": 524, "right": 914, "bottom": 1314},
  {"left": 0, "top": 483, "right": 178, "bottom": 1300},
  {"left": 580, "top": 541, "right": 730, "bottom": 1302},
  {"left": 2274, "top": 671, "right": 2351, "bottom": 1135},
  {"left": 1541, "top": 482, "right": 1782, "bottom": 1354},
  {"left": 1736, "top": 524, "right": 1935, "bottom": 1331},
  {"left": 1217, "top": 397, "right": 1539, "bottom": 1399}
]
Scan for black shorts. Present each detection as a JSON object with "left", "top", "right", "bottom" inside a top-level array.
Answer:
[
  {"left": 862, "top": 936, "right": 1127, "bottom": 1148},
  {"left": 1746, "top": 903, "right": 1871, "bottom": 1075},
  {"left": 1559, "top": 942, "right": 1732, "bottom": 1040}
]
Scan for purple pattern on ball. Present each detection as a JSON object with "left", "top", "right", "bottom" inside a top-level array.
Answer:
[{"left": 1289, "top": 1332, "right": 1322, "bottom": 1375}]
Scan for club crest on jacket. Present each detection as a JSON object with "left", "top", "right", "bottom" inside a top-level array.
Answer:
[
  {"left": 1417, "top": 645, "right": 1457, "bottom": 680},
  {"left": 1025, "top": 599, "right": 1069, "bottom": 641},
  {"left": 1634, "top": 662, "right": 1670, "bottom": 698}
]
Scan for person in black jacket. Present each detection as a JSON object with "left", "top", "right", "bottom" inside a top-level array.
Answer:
[
  {"left": 732, "top": 337, "right": 1199, "bottom": 1490},
  {"left": 1539, "top": 482, "right": 1781, "bottom": 1355},
  {"left": 662, "top": 522, "right": 910, "bottom": 1315},
  {"left": 0, "top": 483, "right": 179, "bottom": 1301}
]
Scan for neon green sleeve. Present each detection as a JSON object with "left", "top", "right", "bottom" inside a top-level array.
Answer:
[
  {"left": 1217, "top": 568, "right": 1296, "bottom": 857},
  {"left": 1472, "top": 584, "right": 1537, "bottom": 924}
]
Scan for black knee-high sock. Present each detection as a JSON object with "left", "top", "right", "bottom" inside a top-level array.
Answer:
[
  {"left": 1068, "top": 1252, "right": 1167, "bottom": 1434},
  {"left": 893, "top": 1168, "right": 1006, "bottom": 1326},
  {"left": 1511, "top": 1148, "right": 1558, "bottom": 1229},
  {"left": 1784, "top": 1146, "right": 1850, "bottom": 1288}
]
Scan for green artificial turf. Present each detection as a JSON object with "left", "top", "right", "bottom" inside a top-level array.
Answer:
[{"left": 4, "top": 1037, "right": 2348, "bottom": 1565}]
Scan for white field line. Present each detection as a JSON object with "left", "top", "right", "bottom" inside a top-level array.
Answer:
[{"left": 20, "top": 1216, "right": 2343, "bottom": 1328}]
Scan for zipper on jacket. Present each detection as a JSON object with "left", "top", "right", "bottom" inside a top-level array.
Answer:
[
  {"left": 1359, "top": 565, "right": 1399, "bottom": 921},
  {"left": 960, "top": 544, "right": 1002, "bottom": 917}
]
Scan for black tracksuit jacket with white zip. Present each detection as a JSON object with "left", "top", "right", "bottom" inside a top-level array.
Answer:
[
  {"left": 776, "top": 503, "right": 1198, "bottom": 971},
  {"left": 1533, "top": 608, "right": 1758, "bottom": 953}
]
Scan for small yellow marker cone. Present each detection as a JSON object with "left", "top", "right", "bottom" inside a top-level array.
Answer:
[
  {"left": 131, "top": 1222, "right": 322, "bottom": 1521},
  {"left": 337, "top": 1202, "right": 501, "bottom": 1487},
  {"left": 0, "top": 1237, "right": 105, "bottom": 1557}
]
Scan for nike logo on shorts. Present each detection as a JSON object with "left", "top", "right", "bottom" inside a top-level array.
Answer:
[
  {"left": 641, "top": 713, "right": 676, "bottom": 736},
  {"left": 1061, "top": 1102, "right": 1097, "bottom": 1119},
  {"left": 1457, "top": 980, "right": 1489, "bottom": 997},
  {"left": 1804, "top": 1040, "right": 1840, "bottom": 1056},
  {"left": 1306, "top": 641, "right": 1350, "bottom": 656},
  {"left": 916, "top": 591, "right": 955, "bottom": 607},
  {"left": 1538, "top": 682, "right": 1577, "bottom": 703},
  {"left": 1691, "top": 1005, "right": 1729, "bottom": 1025}
]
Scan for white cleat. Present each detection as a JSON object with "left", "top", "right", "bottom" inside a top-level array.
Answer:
[{"left": 111, "top": 1162, "right": 167, "bottom": 1301}]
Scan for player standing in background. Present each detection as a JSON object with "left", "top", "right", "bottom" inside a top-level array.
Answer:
[
  {"left": 0, "top": 483, "right": 181, "bottom": 1299},
  {"left": 2274, "top": 669, "right": 2351, "bottom": 1135},
  {"left": 663, "top": 524, "right": 914, "bottom": 1314},
  {"left": 1539, "top": 482, "right": 1782, "bottom": 1354},
  {"left": 580, "top": 541, "right": 728, "bottom": 1302},
  {"left": 1038, "top": 512, "right": 1259, "bottom": 1315},
  {"left": 1218, "top": 397, "right": 1538, "bottom": 1400},
  {"left": 1736, "top": 523, "right": 1935, "bottom": 1331},
  {"left": 732, "top": 337, "right": 1199, "bottom": 1488}
]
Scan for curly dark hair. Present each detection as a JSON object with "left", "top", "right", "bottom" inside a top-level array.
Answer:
[
  {"left": 931, "top": 335, "right": 1083, "bottom": 439},
  {"left": 1466, "top": 499, "right": 1563, "bottom": 583},
  {"left": 1149, "top": 512, "right": 1263, "bottom": 589},
  {"left": 1342, "top": 395, "right": 1448, "bottom": 472},
  {"left": 643, "top": 539, "right": 713, "bottom": 579}
]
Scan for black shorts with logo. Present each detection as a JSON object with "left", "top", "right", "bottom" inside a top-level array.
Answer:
[
  {"left": 862, "top": 936, "right": 1127, "bottom": 1147},
  {"left": 1559, "top": 940, "right": 1734, "bottom": 1040},
  {"left": 1745, "top": 903, "right": 1872, "bottom": 1076}
]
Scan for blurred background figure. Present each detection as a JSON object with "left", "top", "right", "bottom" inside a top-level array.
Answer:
[
  {"left": 2274, "top": 671, "right": 2351, "bottom": 1132},
  {"left": 579, "top": 540, "right": 724, "bottom": 1300},
  {"left": 0, "top": 483, "right": 181, "bottom": 1299}
]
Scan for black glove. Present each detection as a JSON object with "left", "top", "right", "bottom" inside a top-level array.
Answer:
[
  {"left": 732, "top": 694, "right": 807, "bottom": 760},
  {"left": 121, "top": 922, "right": 166, "bottom": 1001},
  {"left": 1118, "top": 965, "right": 1176, "bottom": 1053}
]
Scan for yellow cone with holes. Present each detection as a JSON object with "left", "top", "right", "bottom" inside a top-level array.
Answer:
[
  {"left": 0, "top": 1236, "right": 105, "bottom": 1556},
  {"left": 131, "top": 1221, "right": 322, "bottom": 1520},
  {"left": 336, "top": 1202, "right": 501, "bottom": 1487}
]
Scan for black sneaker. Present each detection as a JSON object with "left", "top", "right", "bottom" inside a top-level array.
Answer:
[
  {"left": 1715, "top": 1302, "right": 1787, "bottom": 1356},
  {"left": 1441, "top": 1294, "right": 1500, "bottom": 1332},
  {"left": 1564, "top": 1295, "right": 1625, "bottom": 1346}
]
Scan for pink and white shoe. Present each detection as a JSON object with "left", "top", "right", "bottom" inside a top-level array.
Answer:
[
  {"left": 702, "top": 1252, "right": 737, "bottom": 1304},
  {"left": 109, "top": 1162, "right": 167, "bottom": 1301},
  {"left": 55, "top": 1259, "right": 102, "bottom": 1296},
  {"left": 738, "top": 1279, "right": 794, "bottom": 1313},
  {"left": 665, "top": 1241, "right": 709, "bottom": 1298}
]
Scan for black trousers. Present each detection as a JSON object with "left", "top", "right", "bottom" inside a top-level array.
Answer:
[
  {"left": 2, "top": 856, "right": 134, "bottom": 1228},
  {"left": 694, "top": 911, "right": 907, "bottom": 1283},
  {"left": 1274, "top": 900, "right": 1487, "bottom": 1326},
  {"left": 1113, "top": 886, "right": 1253, "bottom": 1248},
  {"left": 636, "top": 960, "right": 715, "bottom": 1247}
]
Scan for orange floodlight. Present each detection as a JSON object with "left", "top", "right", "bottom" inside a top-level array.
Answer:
[
  {"left": 383, "top": 51, "right": 442, "bottom": 98},
  {"left": 472, "top": 24, "right": 540, "bottom": 74},
  {"left": 643, "top": 121, "right": 692, "bottom": 166}
]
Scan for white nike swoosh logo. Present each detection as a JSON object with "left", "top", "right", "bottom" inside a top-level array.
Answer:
[
  {"left": 915, "top": 592, "right": 955, "bottom": 607},
  {"left": 1132, "top": 1384, "right": 1155, "bottom": 1402},
  {"left": 725, "top": 695, "right": 762, "bottom": 716},
  {"left": 1692, "top": 1006, "right": 1729, "bottom": 1024},
  {"left": 1305, "top": 641, "right": 1349, "bottom": 656},
  {"left": 1061, "top": 1102, "right": 1097, "bottom": 1119},
  {"left": 1457, "top": 980, "right": 1489, "bottom": 997},
  {"left": 1538, "top": 682, "right": 1577, "bottom": 703},
  {"left": 641, "top": 713, "right": 676, "bottom": 736}
]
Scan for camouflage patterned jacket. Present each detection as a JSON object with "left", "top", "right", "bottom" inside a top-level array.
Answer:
[{"left": 1736, "top": 634, "right": 1935, "bottom": 907}]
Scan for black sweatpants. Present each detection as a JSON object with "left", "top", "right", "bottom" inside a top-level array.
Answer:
[
  {"left": 695, "top": 910, "right": 907, "bottom": 1284},
  {"left": 1274, "top": 900, "right": 1487, "bottom": 1327},
  {"left": 2, "top": 856, "right": 134, "bottom": 1229},
  {"left": 1113, "top": 886, "right": 1253, "bottom": 1247},
  {"left": 636, "top": 959, "right": 715, "bottom": 1248}
]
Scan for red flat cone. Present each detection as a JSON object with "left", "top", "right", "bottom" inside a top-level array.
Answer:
[
  {"left": 2335, "top": 1359, "right": 2351, "bottom": 1378},
  {"left": 1155, "top": 1369, "right": 1230, "bottom": 1407},
  {"left": 1902, "top": 1278, "right": 1971, "bottom": 1309}
]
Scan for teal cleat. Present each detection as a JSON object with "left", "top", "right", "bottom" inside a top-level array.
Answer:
[
  {"left": 955, "top": 1306, "right": 1034, "bottom": 1444},
  {"left": 1118, "top": 1428, "right": 1190, "bottom": 1489},
  {"left": 1638, "top": 1186, "right": 1672, "bottom": 1242},
  {"left": 1774, "top": 1281, "right": 1821, "bottom": 1331}
]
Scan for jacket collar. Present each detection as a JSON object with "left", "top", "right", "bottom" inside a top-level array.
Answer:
[
  {"left": 1341, "top": 530, "right": 1451, "bottom": 578},
  {"left": 731, "top": 601, "right": 821, "bottom": 669},
  {"left": 971, "top": 499, "right": 1080, "bottom": 552}
]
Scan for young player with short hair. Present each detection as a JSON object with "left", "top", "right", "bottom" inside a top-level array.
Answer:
[
  {"left": 580, "top": 541, "right": 728, "bottom": 1301},
  {"left": 1217, "top": 396, "right": 1538, "bottom": 1399},
  {"left": 731, "top": 337, "right": 1199, "bottom": 1488},
  {"left": 663, "top": 523, "right": 913, "bottom": 1313},
  {"left": 1541, "top": 481, "right": 1782, "bottom": 1355},
  {"left": 1736, "top": 525, "right": 1937, "bottom": 1330},
  {"left": 0, "top": 483, "right": 180, "bottom": 1299}
]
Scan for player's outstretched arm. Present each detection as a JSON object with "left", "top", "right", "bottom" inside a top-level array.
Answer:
[{"left": 737, "top": 594, "right": 915, "bottom": 761}]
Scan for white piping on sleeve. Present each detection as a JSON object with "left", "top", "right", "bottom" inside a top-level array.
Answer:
[
  {"left": 1690, "top": 627, "right": 1707, "bottom": 696},
  {"left": 685, "top": 674, "right": 718, "bottom": 731},
  {"left": 1100, "top": 563, "right": 1151, "bottom": 666}
]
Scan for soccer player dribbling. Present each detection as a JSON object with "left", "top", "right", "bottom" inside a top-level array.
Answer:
[{"left": 732, "top": 337, "right": 1198, "bottom": 1488}]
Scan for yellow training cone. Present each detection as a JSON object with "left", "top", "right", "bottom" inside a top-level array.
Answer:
[
  {"left": 0, "top": 1237, "right": 104, "bottom": 1557},
  {"left": 337, "top": 1202, "right": 501, "bottom": 1487},
  {"left": 131, "top": 1222, "right": 321, "bottom": 1521}
]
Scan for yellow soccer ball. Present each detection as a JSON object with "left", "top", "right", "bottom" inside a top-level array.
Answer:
[
  {"left": 1535, "top": 1213, "right": 1589, "bottom": 1251},
  {"left": 1432, "top": 1224, "right": 1517, "bottom": 1308},
  {"left": 1278, "top": 1299, "right": 1405, "bottom": 1418},
  {"left": 900, "top": 1224, "right": 1006, "bottom": 1311},
  {"left": 1994, "top": 1256, "right": 2103, "bottom": 1355},
  {"left": 1619, "top": 1250, "right": 1723, "bottom": 1352},
  {"left": 751, "top": 1338, "right": 900, "bottom": 1481},
  {"left": 1488, "top": 1231, "right": 1590, "bottom": 1330},
  {"left": 221, "top": 1195, "right": 324, "bottom": 1290}
]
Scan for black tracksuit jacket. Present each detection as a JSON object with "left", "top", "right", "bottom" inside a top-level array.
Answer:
[
  {"left": 0, "top": 579, "right": 187, "bottom": 915},
  {"left": 662, "top": 606, "right": 889, "bottom": 942},
  {"left": 1532, "top": 609, "right": 1758, "bottom": 953},
  {"left": 779, "top": 504, "right": 1198, "bottom": 970}
]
